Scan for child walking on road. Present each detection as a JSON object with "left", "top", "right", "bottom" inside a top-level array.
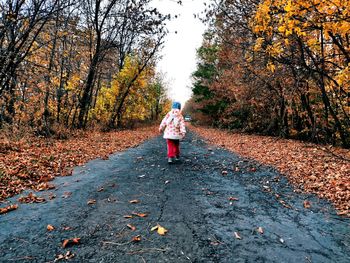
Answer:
[{"left": 159, "top": 102, "right": 186, "bottom": 164}]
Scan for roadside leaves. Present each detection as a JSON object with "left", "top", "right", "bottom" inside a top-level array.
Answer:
[
  {"left": 18, "top": 192, "right": 45, "bottom": 203},
  {"left": 191, "top": 125, "right": 350, "bottom": 217},
  {"left": 303, "top": 200, "right": 311, "bottom": 209},
  {"left": 47, "top": 224, "right": 55, "bottom": 231},
  {"left": 62, "top": 238, "right": 80, "bottom": 248},
  {"left": 0, "top": 127, "right": 158, "bottom": 202},
  {"left": 129, "top": 199, "right": 140, "bottom": 204},
  {"left": 127, "top": 224, "right": 136, "bottom": 231},
  {"left": 131, "top": 235, "right": 141, "bottom": 242},
  {"left": 54, "top": 251, "right": 75, "bottom": 261},
  {"left": 87, "top": 199, "right": 96, "bottom": 205},
  {"left": 0, "top": 204, "right": 18, "bottom": 214},
  {"left": 131, "top": 212, "right": 148, "bottom": 217},
  {"left": 123, "top": 215, "right": 133, "bottom": 219},
  {"left": 228, "top": 196, "right": 239, "bottom": 201},
  {"left": 151, "top": 224, "right": 168, "bottom": 236}
]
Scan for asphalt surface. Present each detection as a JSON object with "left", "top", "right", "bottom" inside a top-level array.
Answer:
[{"left": 0, "top": 132, "right": 349, "bottom": 263}]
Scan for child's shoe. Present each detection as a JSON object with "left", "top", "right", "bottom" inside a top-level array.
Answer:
[
  {"left": 168, "top": 158, "right": 174, "bottom": 164},
  {"left": 175, "top": 156, "right": 180, "bottom": 161}
]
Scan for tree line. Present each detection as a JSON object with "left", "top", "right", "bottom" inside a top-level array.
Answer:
[
  {"left": 0, "top": 0, "right": 170, "bottom": 135},
  {"left": 191, "top": 0, "right": 350, "bottom": 148}
]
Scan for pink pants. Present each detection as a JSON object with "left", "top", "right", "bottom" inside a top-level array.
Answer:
[{"left": 166, "top": 139, "right": 180, "bottom": 158}]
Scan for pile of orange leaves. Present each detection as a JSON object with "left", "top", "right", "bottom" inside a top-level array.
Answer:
[
  {"left": 0, "top": 126, "right": 158, "bottom": 202},
  {"left": 191, "top": 125, "right": 350, "bottom": 217}
]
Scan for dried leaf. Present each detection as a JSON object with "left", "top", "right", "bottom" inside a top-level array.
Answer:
[
  {"left": 157, "top": 225, "right": 168, "bottom": 236},
  {"left": 151, "top": 225, "right": 159, "bottom": 232},
  {"left": 18, "top": 192, "right": 45, "bottom": 203},
  {"left": 257, "top": 227, "right": 264, "bottom": 234},
  {"left": 234, "top": 232, "right": 242, "bottom": 240},
  {"left": 129, "top": 199, "right": 140, "bottom": 204},
  {"left": 127, "top": 224, "right": 136, "bottom": 231},
  {"left": 62, "top": 237, "right": 80, "bottom": 248},
  {"left": 228, "top": 196, "right": 239, "bottom": 201},
  {"left": 132, "top": 212, "right": 148, "bottom": 217},
  {"left": 131, "top": 235, "right": 141, "bottom": 242},
  {"left": 97, "top": 187, "right": 104, "bottom": 192},
  {"left": 47, "top": 224, "right": 55, "bottom": 231},
  {"left": 87, "top": 199, "right": 96, "bottom": 205},
  {"left": 54, "top": 251, "right": 75, "bottom": 262},
  {"left": 0, "top": 204, "right": 18, "bottom": 214},
  {"left": 303, "top": 200, "right": 311, "bottom": 209},
  {"left": 221, "top": 170, "right": 228, "bottom": 175},
  {"left": 123, "top": 215, "right": 133, "bottom": 219}
]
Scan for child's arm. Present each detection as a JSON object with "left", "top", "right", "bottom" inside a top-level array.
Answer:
[{"left": 159, "top": 113, "right": 169, "bottom": 132}]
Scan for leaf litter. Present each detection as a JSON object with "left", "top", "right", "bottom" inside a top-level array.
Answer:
[{"left": 191, "top": 125, "right": 350, "bottom": 217}]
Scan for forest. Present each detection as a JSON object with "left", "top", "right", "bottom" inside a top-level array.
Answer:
[
  {"left": 0, "top": 0, "right": 171, "bottom": 136},
  {"left": 190, "top": 0, "right": 350, "bottom": 148}
]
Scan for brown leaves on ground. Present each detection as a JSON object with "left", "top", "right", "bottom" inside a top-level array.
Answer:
[
  {"left": 190, "top": 125, "right": 350, "bottom": 217},
  {"left": 18, "top": 192, "right": 46, "bottom": 203},
  {"left": 62, "top": 237, "right": 81, "bottom": 248},
  {"left": 47, "top": 224, "right": 55, "bottom": 231},
  {"left": 0, "top": 204, "right": 18, "bottom": 214},
  {"left": 131, "top": 212, "right": 148, "bottom": 218},
  {"left": 0, "top": 126, "right": 157, "bottom": 201},
  {"left": 131, "top": 235, "right": 141, "bottom": 242}
]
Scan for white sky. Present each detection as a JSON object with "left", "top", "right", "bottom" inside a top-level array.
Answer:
[{"left": 152, "top": 0, "right": 206, "bottom": 106}]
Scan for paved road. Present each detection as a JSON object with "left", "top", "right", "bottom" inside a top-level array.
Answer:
[{"left": 0, "top": 132, "right": 349, "bottom": 262}]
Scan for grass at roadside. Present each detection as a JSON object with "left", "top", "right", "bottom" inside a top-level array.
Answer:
[{"left": 190, "top": 124, "right": 350, "bottom": 217}]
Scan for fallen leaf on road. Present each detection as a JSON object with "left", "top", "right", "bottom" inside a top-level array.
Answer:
[
  {"left": 62, "top": 226, "right": 72, "bottom": 231},
  {"left": 165, "top": 180, "right": 170, "bottom": 185},
  {"left": 221, "top": 170, "right": 228, "bottom": 175},
  {"left": 123, "top": 215, "right": 133, "bottom": 219},
  {"left": 18, "top": 192, "right": 46, "bottom": 203},
  {"left": 132, "top": 212, "right": 148, "bottom": 217},
  {"left": 54, "top": 251, "right": 75, "bottom": 261},
  {"left": 47, "top": 224, "right": 55, "bottom": 231},
  {"left": 257, "top": 227, "right": 264, "bottom": 234},
  {"left": 234, "top": 232, "right": 242, "bottom": 240},
  {"left": 303, "top": 200, "right": 311, "bottom": 209},
  {"left": 62, "top": 238, "right": 81, "bottom": 248},
  {"left": 131, "top": 235, "right": 141, "bottom": 242},
  {"left": 97, "top": 187, "right": 104, "bottom": 192},
  {"left": 127, "top": 224, "right": 136, "bottom": 231},
  {"left": 48, "top": 193, "right": 56, "bottom": 200},
  {"left": 87, "top": 199, "right": 96, "bottom": 205},
  {"left": 228, "top": 196, "right": 239, "bottom": 201},
  {"left": 279, "top": 238, "right": 285, "bottom": 243},
  {"left": 157, "top": 226, "right": 168, "bottom": 235},
  {"left": 151, "top": 224, "right": 168, "bottom": 236},
  {"left": 129, "top": 199, "right": 140, "bottom": 204},
  {"left": 37, "top": 182, "right": 55, "bottom": 191},
  {"left": 0, "top": 204, "right": 18, "bottom": 214}
]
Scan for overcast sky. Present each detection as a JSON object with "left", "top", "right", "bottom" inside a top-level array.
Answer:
[{"left": 152, "top": 0, "right": 207, "bottom": 106}]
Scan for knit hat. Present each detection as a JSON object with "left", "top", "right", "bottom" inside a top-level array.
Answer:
[{"left": 172, "top": 101, "right": 181, "bottom": 110}]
